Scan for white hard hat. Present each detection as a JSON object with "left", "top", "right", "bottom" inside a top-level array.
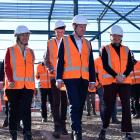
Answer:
[
  {"left": 110, "top": 25, "right": 123, "bottom": 36},
  {"left": 14, "top": 25, "right": 30, "bottom": 36},
  {"left": 54, "top": 20, "right": 66, "bottom": 30},
  {"left": 72, "top": 15, "right": 88, "bottom": 25}
]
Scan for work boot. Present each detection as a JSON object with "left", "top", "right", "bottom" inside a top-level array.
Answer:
[
  {"left": 3, "top": 117, "right": 8, "bottom": 127},
  {"left": 10, "top": 130, "right": 17, "bottom": 140},
  {"left": 52, "top": 125, "right": 60, "bottom": 139},
  {"left": 24, "top": 131, "right": 33, "bottom": 140},
  {"left": 98, "top": 129, "right": 106, "bottom": 140}
]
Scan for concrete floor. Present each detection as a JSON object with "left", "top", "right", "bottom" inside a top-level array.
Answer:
[{"left": 0, "top": 110, "right": 140, "bottom": 140}]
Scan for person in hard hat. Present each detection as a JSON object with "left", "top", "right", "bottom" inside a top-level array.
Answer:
[
  {"left": 43, "top": 20, "right": 68, "bottom": 138},
  {"left": 4, "top": 25, "right": 35, "bottom": 140},
  {"left": 56, "top": 15, "right": 96, "bottom": 140},
  {"left": 35, "top": 61, "right": 53, "bottom": 122},
  {"left": 98, "top": 25, "right": 134, "bottom": 140},
  {"left": 129, "top": 53, "right": 140, "bottom": 119},
  {"left": 94, "top": 52, "right": 120, "bottom": 124},
  {"left": 0, "top": 61, "right": 23, "bottom": 130}
]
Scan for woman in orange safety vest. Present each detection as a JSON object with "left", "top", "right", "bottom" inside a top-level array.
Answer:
[
  {"left": 98, "top": 25, "right": 134, "bottom": 140},
  {"left": 4, "top": 25, "right": 35, "bottom": 140}
]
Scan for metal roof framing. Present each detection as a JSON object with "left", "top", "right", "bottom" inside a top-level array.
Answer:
[{"left": 0, "top": 0, "right": 140, "bottom": 50}]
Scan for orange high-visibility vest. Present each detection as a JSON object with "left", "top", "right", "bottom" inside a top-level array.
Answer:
[
  {"left": 5, "top": 44, "right": 35, "bottom": 89},
  {"left": 47, "top": 38, "right": 59, "bottom": 78},
  {"left": 47, "top": 38, "right": 58, "bottom": 69},
  {"left": 130, "top": 61, "right": 140, "bottom": 84},
  {"left": 94, "top": 56, "right": 114, "bottom": 85},
  {"left": 102, "top": 44, "right": 132, "bottom": 84},
  {"left": 62, "top": 35, "right": 91, "bottom": 80},
  {"left": 36, "top": 63, "right": 51, "bottom": 88}
]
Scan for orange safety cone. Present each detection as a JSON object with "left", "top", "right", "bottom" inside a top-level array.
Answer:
[
  {"left": 95, "top": 94, "right": 99, "bottom": 112},
  {"left": 0, "top": 97, "right": 2, "bottom": 112}
]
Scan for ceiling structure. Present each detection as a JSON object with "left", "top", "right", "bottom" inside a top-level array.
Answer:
[
  {"left": 0, "top": 0, "right": 139, "bottom": 49},
  {"left": 0, "top": 0, "right": 139, "bottom": 21}
]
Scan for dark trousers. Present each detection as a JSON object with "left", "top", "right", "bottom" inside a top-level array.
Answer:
[
  {"left": 86, "top": 92, "right": 96, "bottom": 114},
  {"left": 131, "top": 84, "right": 140, "bottom": 110},
  {"left": 4, "top": 100, "right": 8, "bottom": 117},
  {"left": 40, "top": 88, "right": 53, "bottom": 119},
  {"left": 96, "top": 86, "right": 119, "bottom": 121},
  {"left": 64, "top": 78, "right": 89, "bottom": 132},
  {"left": 6, "top": 89, "right": 33, "bottom": 134},
  {"left": 103, "top": 83, "right": 133, "bottom": 132},
  {"left": 51, "top": 79, "right": 68, "bottom": 128}
]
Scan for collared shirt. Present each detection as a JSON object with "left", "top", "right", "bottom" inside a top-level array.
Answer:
[
  {"left": 74, "top": 37, "right": 82, "bottom": 53},
  {"left": 55, "top": 38, "right": 62, "bottom": 50}
]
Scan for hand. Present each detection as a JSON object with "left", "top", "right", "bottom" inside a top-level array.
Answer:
[
  {"left": 56, "top": 80, "right": 64, "bottom": 89},
  {"left": 8, "top": 82, "right": 15, "bottom": 88},
  {"left": 116, "top": 74, "right": 126, "bottom": 83},
  {"left": 49, "top": 70, "right": 56, "bottom": 78},
  {"left": 88, "top": 82, "right": 96, "bottom": 91},
  {"left": 49, "top": 69, "right": 56, "bottom": 75}
]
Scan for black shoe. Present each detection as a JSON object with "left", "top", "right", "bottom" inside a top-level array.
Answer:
[
  {"left": 125, "top": 135, "right": 134, "bottom": 140},
  {"left": 17, "top": 125, "right": 23, "bottom": 131},
  {"left": 98, "top": 129, "right": 106, "bottom": 140},
  {"left": 42, "top": 118, "right": 47, "bottom": 122},
  {"left": 10, "top": 131, "right": 17, "bottom": 140},
  {"left": 73, "top": 131, "right": 82, "bottom": 140},
  {"left": 24, "top": 132, "right": 33, "bottom": 140},
  {"left": 71, "top": 131, "right": 74, "bottom": 139},
  {"left": 2, "top": 118, "right": 8, "bottom": 127},
  {"left": 52, "top": 131, "right": 60, "bottom": 139},
  {"left": 93, "top": 112, "right": 97, "bottom": 115},
  {"left": 111, "top": 118, "right": 121, "bottom": 124},
  {"left": 133, "top": 113, "right": 140, "bottom": 119},
  {"left": 86, "top": 113, "right": 91, "bottom": 116},
  {"left": 61, "top": 127, "right": 68, "bottom": 135}
]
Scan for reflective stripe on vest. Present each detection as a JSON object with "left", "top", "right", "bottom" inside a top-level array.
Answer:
[
  {"left": 102, "top": 74, "right": 113, "bottom": 78},
  {"left": 11, "top": 47, "right": 34, "bottom": 82},
  {"left": 64, "top": 36, "right": 89, "bottom": 72},
  {"left": 39, "top": 74, "right": 50, "bottom": 82}
]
